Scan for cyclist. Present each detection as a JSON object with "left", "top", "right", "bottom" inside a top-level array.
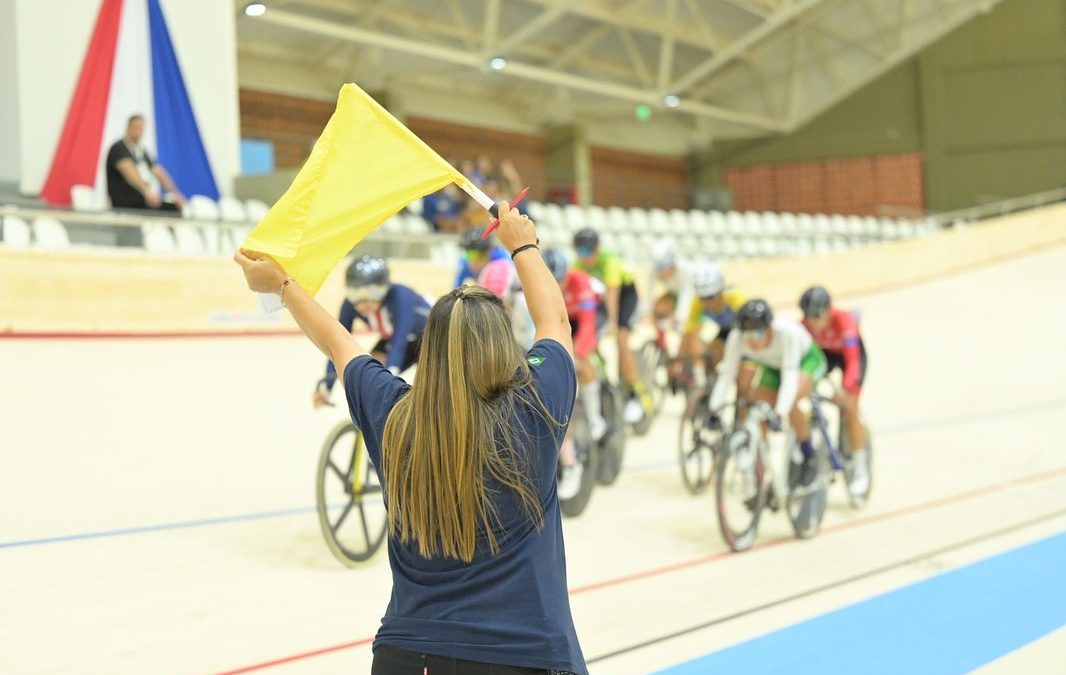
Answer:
[
  {"left": 478, "top": 258, "right": 535, "bottom": 351},
  {"left": 645, "top": 239, "right": 695, "bottom": 329},
  {"left": 573, "top": 227, "right": 649, "bottom": 424},
  {"left": 543, "top": 248, "right": 604, "bottom": 499},
  {"left": 455, "top": 226, "right": 509, "bottom": 288},
  {"left": 679, "top": 261, "right": 748, "bottom": 378},
  {"left": 800, "top": 286, "right": 870, "bottom": 494},
  {"left": 710, "top": 299, "right": 827, "bottom": 491},
  {"left": 313, "top": 255, "right": 431, "bottom": 407}
]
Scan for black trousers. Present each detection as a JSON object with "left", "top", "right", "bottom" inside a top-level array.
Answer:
[{"left": 371, "top": 645, "right": 577, "bottom": 675}]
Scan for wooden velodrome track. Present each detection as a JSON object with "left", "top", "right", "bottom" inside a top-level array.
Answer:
[{"left": 1, "top": 205, "right": 1065, "bottom": 673}]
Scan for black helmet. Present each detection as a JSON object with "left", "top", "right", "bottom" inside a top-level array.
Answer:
[
  {"left": 799, "top": 286, "right": 831, "bottom": 318},
  {"left": 737, "top": 299, "right": 773, "bottom": 332},
  {"left": 573, "top": 228, "right": 599, "bottom": 250},
  {"left": 541, "top": 248, "right": 569, "bottom": 282},
  {"left": 460, "top": 227, "right": 491, "bottom": 252},
  {"left": 345, "top": 255, "right": 389, "bottom": 288}
]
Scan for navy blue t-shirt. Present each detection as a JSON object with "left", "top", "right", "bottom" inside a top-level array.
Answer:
[{"left": 343, "top": 339, "right": 586, "bottom": 673}]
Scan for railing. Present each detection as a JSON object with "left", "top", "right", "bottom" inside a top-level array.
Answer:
[
  {"left": 930, "top": 187, "right": 1066, "bottom": 227},
  {"left": 0, "top": 203, "right": 458, "bottom": 263}
]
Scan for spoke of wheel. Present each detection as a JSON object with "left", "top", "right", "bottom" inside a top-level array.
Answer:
[
  {"left": 358, "top": 504, "right": 371, "bottom": 544},
  {"left": 328, "top": 459, "right": 346, "bottom": 483},
  {"left": 332, "top": 500, "right": 354, "bottom": 534}
]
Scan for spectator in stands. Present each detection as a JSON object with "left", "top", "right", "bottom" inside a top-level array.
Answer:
[
  {"left": 421, "top": 183, "right": 467, "bottom": 233},
  {"left": 106, "top": 114, "right": 186, "bottom": 212}
]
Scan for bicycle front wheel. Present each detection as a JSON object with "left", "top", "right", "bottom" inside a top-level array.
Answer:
[
  {"left": 315, "top": 421, "right": 388, "bottom": 566},
  {"left": 559, "top": 401, "right": 599, "bottom": 518},
  {"left": 678, "top": 390, "right": 720, "bottom": 494},
  {"left": 716, "top": 430, "right": 764, "bottom": 552},
  {"left": 596, "top": 382, "right": 627, "bottom": 486}
]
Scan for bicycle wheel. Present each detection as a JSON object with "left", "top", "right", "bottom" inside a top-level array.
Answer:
[
  {"left": 596, "top": 381, "right": 627, "bottom": 486},
  {"left": 715, "top": 430, "right": 764, "bottom": 552},
  {"left": 786, "top": 435, "right": 828, "bottom": 540},
  {"left": 840, "top": 419, "right": 873, "bottom": 509},
  {"left": 630, "top": 341, "right": 667, "bottom": 436},
  {"left": 678, "top": 390, "right": 721, "bottom": 494},
  {"left": 559, "top": 401, "right": 599, "bottom": 518},
  {"left": 315, "top": 420, "right": 388, "bottom": 566}
]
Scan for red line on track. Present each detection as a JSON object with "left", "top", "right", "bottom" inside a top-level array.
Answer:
[
  {"left": 212, "top": 638, "right": 374, "bottom": 675},
  {"left": 209, "top": 464, "right": 1066, "bottom": 674}
]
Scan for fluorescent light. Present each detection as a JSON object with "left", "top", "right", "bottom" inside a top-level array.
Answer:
[
  {"left": 489, "top": 56, "right": 508, "bottom": 71},
  {"left": 663, "top": 94, "right": 680, "bottom": 108},
  {"left": 245, "top": 3, "right": 266, "bottom": 17}
]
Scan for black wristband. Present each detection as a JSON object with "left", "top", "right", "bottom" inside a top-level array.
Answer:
[{"left": 511, "top": 243, "right": 540, "bottom": 260}]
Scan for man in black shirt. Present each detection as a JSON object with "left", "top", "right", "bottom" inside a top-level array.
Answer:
[{"left": 105, "top": 114, "right": 186, "bottom": 212}]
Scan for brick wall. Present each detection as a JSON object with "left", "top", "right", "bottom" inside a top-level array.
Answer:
[
  {"left": 725, "top": 152, "right": 924, "bottom": 215},
  {"left": 238, "top": 89, "right": 334, "bottom": 170},
  {"left": 590, "top": 147, "right": 690, "bottom": 209},
  {"left": 406, "top": 117, "right": 547, "bottom": 201}
]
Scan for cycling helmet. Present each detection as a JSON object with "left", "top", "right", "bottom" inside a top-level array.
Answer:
[
  {"left": 737, "top": 299, "right": 773, "bottom": 332},
  {"left": 573, "top": 228, "right": 599, "bottom": 251},
  {"left": 799, "top": 285, "right": 831, "bottom": 318},
  {"left": 651, "top": 239, "right": 678, "bottom": 270},
  {"left": 691, "top": 261, "right": 725, "bottom": 298},
  {"left": 345, "top": 255, "right": 389, "bottom": 303},
  {"left": 478, "top": 259, "right": 517, "bottom": 299},
  {"left": 541, "top": 248, "right": 569, "bottom": 282},
  {"left": 460, "top": 227, "right": 491, "bottom": 252}
]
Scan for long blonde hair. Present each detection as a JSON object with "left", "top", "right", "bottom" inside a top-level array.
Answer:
[{"left": 381, "top": 286, "right": 554, "bottom": 561}]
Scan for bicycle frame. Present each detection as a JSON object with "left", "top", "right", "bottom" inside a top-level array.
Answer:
[{"left": 809, "top": 392, "right": 846, "bottom": 473}]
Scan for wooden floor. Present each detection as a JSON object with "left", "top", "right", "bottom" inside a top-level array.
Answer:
[{"left": 2, "top": 244, "right": 1065, "bottom": 674}]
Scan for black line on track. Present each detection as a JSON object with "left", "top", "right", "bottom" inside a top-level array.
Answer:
[{"left": 587, "top": 506, "right": 1066, "bottom": 665}]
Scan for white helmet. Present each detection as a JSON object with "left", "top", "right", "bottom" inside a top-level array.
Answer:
[
  {"left": 692, "top": 261, "right": 725, "bottom": 298},
  {"left": 651, "top": 239, "right": 678, "bottom": 270}
]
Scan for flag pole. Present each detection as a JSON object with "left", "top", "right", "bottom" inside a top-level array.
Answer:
[{"left": 457, "top": 181, "right": 530, "bottom": 239}]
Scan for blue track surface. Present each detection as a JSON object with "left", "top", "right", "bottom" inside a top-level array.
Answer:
[{"left": 655, "top": 530, "right": 1066, "bottom": 675}]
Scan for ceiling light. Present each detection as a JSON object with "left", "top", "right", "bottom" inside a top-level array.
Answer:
[
  {"left": 489, "top": 56, "right": 508, "bottom": 71},
  {"left": 244, "top": 3, "right": 266, "bottom": 17},
  {"left": 663, "top": 94, "right": 681, "bottom": 108}
]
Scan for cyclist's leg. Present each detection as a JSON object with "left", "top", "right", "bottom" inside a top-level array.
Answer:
[{"left": 370, "top": 338, "right": 389, "bottom": 365}]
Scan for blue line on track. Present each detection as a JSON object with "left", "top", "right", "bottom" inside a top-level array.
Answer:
[
  {"left": 654, "top": 529, "right": 1066, "bottom": 675},
  {"left": 3, "top": 398, "right": 1064, "bottom": 551}
]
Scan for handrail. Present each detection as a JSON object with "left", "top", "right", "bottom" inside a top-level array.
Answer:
[
  {"left": 930, "top": 187, "right": 1066, "bottom": 227},
  {"left": 0, "top": 203, "right": 459, "bottom": 249}
]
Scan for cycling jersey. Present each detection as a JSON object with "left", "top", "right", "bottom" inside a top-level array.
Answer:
[
  {"left": 644, "top": 261, "right": 695, "bottom": 327},
  {"left": 711, "top": 318, "right": 818, "bottom": 418},
  {"left": 561, "top": 269, "right": 599, "bottom": 359},
  {"left": 802, "top": 307, "right": 864, "bottom": 395},
  {"left": 683, "top": 289, "right": 749, "bottom": 337},
  {"left": 575, "top": 250, "right": 635, "bottom": 287},
  {"left": 324, "top": 283, "right": 431, "bottom": 388},
  {"left": 455, "top": 246, "right": 509, "bottom": 288}
]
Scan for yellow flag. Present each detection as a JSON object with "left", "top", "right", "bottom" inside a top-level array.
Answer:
[{"left": 244, "top": 83, "right": 464, "bottom": 295}]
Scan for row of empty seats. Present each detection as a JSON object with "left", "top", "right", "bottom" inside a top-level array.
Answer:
[
  {"left": 70, "top": 184, "right": 270, "bottom": 225},
  {"left": 0, "top": 213, "right": 251, "bottom": 257}
]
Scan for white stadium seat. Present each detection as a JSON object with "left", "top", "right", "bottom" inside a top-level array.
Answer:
[
  {"left": 218, "top": 196, "right": 247, "bottom": 223},
  {"left": 586, "top": 205, "right": 608, "bottom": 230},
  {"left": 759, "top": 238, "right": 780, "bottom": 257},
  {"left": 668, "top": 209, "right": 690, "bottom": 235},
  {"left": 897, "top": 218, "right": 916, "bottom": 239},
  {"left": 184, "top": 195, "right": 220, "bottom": 220},
  {"left": 743, "top": 211, "right": 763, "bottom": 236},
  {"left": 725, "top": 211, "right": 745, "bottom": 236},
  {"left": 813, "top": 213, "right": 832, "bottom": 236},
  {"left": 708, "top": 211, "right": 727, "bottom": 236},
  {"left": 880, "top": 218, "right": 899, "bottom": 240},
  {"left": 244, "top": 198, "right": 270, "bottom": 224},
  {"left": 648, "top": 208, "right": 670, "bottom": 236},
  {"left": 761, "top": 212, "right": 782, "bottom": 237},
  {"left": 605, "top": 207, "right": 630, "bottom": 234},
  {"left": 226, "top": 225, "right": 253, "bottom": 253},
  {"left": 541, "top": 203, "right": 565, "bottom": 231},
  {"left": 740, "top": 238, "right": 759, "bottom": 258},
  {"left": 405, "top": 199, "right": 423, "bottom": 217},
  {"left": 142, "top": 223, "right": 177, "bottom": 254},
  {"left": 688, "top": 210, "right": 710, "bottom": 237},
  {"left": 31, "top": 217, "right": 71, "bottom": 249},
  {"left": 627, "top": 207, "right": 651, "bottom": 236},
  {"left": 796, "top": 213, "right": 815, "bottom": 236},
  {"left": 526, "top": 201, "right": 547, "bottom": 224},
  {"left": 563, "top": 204, "right": 586, "bottom": 232},
  {"left": 173, "top": 224, "right": 206, "bottom": 255},
  {"left": 779, "top": 212, "right": 798, "bottom": 238},
  {"left": 404, "top": 215, "right": 431, "bottom": 235},
  {"left": 863, "top": 216, "right": 880, "bottom": 240},
  {"left": 830, "top": 214, "right": 849, "bottom": 237},
  {"left": 71, "top": 184, "right": 104, "bottom": 212},
  {"left": 1, "top": 215, "right": 32, "bottom": 248},
  {"left": 721, "top": 238, "right": 740, "bottom": 259},
  {"left": 380, "top": 215, "right": 405, "bottom": 234}
]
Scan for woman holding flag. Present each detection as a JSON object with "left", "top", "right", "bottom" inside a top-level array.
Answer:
[{"left": 235, "top": 203, "right": 586, "bottom": 674}]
